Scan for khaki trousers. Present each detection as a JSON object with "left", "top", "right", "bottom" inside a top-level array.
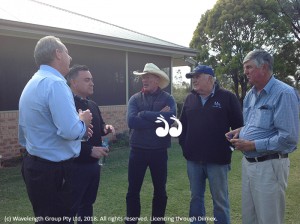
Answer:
[{"left": 241, "top": 156, "right": 290, "bottom": 224}]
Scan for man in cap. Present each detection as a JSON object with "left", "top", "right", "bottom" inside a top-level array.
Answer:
[
  {"left": 126, "top": 63, "right": 176, "bottom": 224},
  {"left": 179, "top": 65, "right": 243, "bottom": 224}
]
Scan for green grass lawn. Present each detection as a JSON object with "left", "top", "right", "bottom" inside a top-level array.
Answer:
[{"left": 0, "top": 142, "right": 299, "bottom": 224}]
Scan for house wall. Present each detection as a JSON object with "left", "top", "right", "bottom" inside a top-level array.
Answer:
[
  {"left": 0, "top": 105, "right": 128, "bottom": 163},
  {"left": 0, "top": 35, "right": 172, "bottom": 111},
  {"left": 0, "top": 111, "right": 20, "bottom": 160},
  {"left": 0, "top": 35, "right": 173, "bottom": 164}
]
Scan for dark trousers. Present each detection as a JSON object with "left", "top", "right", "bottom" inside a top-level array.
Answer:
[
  {"left": 71, "top": 162, "right": 101, "bottom": 224},
  {"left": 126, "top": 148, "right": 168, "bottom": 224},
  {"left": 21, "top": 155, "right": 73, "bottom": 224}
]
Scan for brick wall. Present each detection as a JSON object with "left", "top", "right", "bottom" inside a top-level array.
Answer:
[
  {"left": 0, "top": 111, "right": 20, "bottom": 163},
  {"left": 0, "top": 105, "right": 128, "bottom": 163},
  {"left": 99, "top": 105, "right": 128, "bottom": 139}
]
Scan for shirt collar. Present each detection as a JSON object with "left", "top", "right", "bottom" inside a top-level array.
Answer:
[
  {"left": 191, "top": 83, "right": 217, "bottom": 98},
  {"left": 252, "top": 76, "right": 275, "bottom": 95},
  {"left": 203, "top": 84, "right": 216, "bottom": 99},
  {"left": 74, "top": 95, "right": 89, "bottom": 105},
  {"left": 40, "top": 65, "right": 65, "bottom": 81}
]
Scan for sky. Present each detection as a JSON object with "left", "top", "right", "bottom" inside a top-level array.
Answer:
[
  {"left": 37, "top": 0, "right": 218, "bottom": 81},
  {"left": 38, "top": 0, "right": 217, "bottom": 48}
]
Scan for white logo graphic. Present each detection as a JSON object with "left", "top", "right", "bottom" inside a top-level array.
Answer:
[
  {"left": 155, "top": 115, "right": 182, "bottom": 137},
  {"left": 213, "top": 101, "right": 222, "bottom": 108}
]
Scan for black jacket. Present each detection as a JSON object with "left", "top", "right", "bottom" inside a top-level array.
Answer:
[
  {"left": 74, "top": 96, "right": 106, "bottom": 163},
  {"left": 179, "top": 84, "right": 243, "bottom": 164}
]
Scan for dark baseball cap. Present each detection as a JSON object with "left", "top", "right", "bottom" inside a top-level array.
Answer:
[{"left": 186, "top": 65, "right": 215, "bottom": 78}]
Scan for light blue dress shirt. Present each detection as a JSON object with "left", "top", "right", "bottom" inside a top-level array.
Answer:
[
  {"left": 18, "top": 65, "right": 86, "bottom": 162},
  {"left": 239, "top": 76, "right": 299, "bottom": 158}
]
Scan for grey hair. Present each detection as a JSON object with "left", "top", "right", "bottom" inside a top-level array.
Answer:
[
  {"left": 243, "top": 49, "right": 274, "bottom": 73},
  {"left": 206, "top": 74, "right": 217, "bottom": 83},
  {"left": 34, "top": 36, "right": 65, "bottom": 66}
]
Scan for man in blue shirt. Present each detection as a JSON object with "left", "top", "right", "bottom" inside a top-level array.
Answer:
[
  {"left": 226, "top": 49, "right": 299, "bottom": 224},
  {"left": 19, "top": 36, "right": 93, "bottom": 223}
]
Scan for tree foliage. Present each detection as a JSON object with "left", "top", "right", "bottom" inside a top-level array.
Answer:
[
  {"left": 172, "top": 69, "right": 190, "bottom": 116},
  {"left": 190, "top": 0, "right": 292, "bottom": 103},
  {"left": 277, "top": 0, "right": 300, "bottom": 41},
  {"left": 274, "top": 41, "right": 300, "bottom": 88},
  {"left": 270, "top": 0, "right": 300, "bottom": 87}
]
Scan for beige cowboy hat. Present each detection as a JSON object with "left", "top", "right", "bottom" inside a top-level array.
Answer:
[{"left": 133, "top": 63, "right": 170, "bottom": 89}]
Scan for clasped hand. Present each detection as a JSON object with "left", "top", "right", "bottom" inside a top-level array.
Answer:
[{"left": 225, "top": 128, "right": 255, "bottom": 152}]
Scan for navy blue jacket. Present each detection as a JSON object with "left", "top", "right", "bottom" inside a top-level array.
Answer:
[
  {"left": 179, "top": 84, "right": 243, "bottom": 164},
  {"left": 127, "top": 88, "right": 176, "bottom": 149}
]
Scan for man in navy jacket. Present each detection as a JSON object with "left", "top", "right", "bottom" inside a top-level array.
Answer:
[
  {"left": 179, "top": 65, "right": 243, "bottom": 224},
  {"left": 126, "top": 63, "right": 176, "bottom": 224}
]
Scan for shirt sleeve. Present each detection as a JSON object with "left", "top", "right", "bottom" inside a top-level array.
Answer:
[{"left": 48, "top": 81, "right": 86, "bottom": 140}]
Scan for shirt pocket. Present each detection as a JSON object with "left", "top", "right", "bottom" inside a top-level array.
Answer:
[{"left": 254, "top": 106, "right": 273, "bottom": 129}]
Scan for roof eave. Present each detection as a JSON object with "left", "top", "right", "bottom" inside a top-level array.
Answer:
[{"left": 0, "top": 19, "right": 197, "bottom": 61}]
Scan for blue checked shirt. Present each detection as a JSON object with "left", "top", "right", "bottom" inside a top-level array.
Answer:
[
  {"left": 239, "top": 76, "right": 299, "bottom": 158},
  {"left": 18, "top": 65, "right": 86, "bottom": 162}
]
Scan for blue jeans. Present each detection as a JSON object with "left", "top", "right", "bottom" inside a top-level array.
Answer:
[
  {"left": 126, "top": 148, "right": 168, "bottom": 224},
  {"left": 187, "top": 161, "right": 230, "bottom": 224}
]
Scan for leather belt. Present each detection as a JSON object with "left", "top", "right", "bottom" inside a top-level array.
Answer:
[{"left": 246, "top": 153, "right": 288, "bottom": 163}]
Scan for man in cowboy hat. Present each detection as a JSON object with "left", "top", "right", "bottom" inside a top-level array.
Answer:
[{"left": 125, "top": 63, "right": 176, "bottom": 224}]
